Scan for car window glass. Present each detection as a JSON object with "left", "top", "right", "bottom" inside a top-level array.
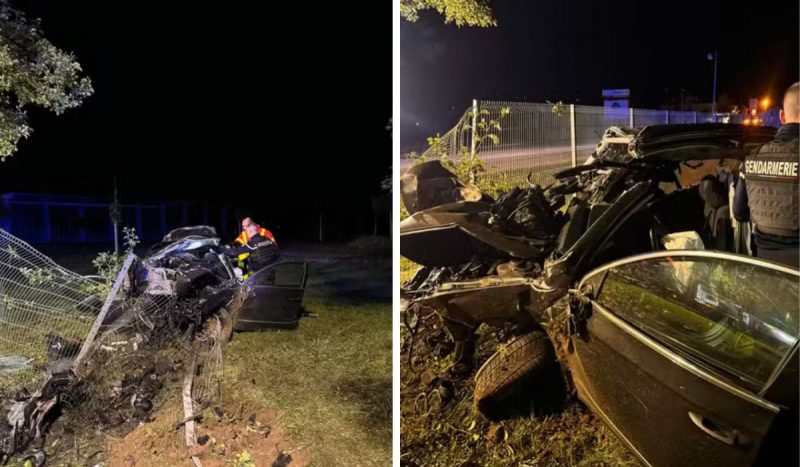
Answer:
[
  {"left": 251, "top": 268, "right": 276, "bottom": 286},
  {"left": 252, "top": 263, "right": 304, "bottom": 287},
  {"left": 596, "top": 255, "right": 799, "bottom": 387}
]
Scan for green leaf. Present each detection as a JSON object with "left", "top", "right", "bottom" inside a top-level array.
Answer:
[{"left": 487, "top": 134, "right": 500, "bottom": 145}]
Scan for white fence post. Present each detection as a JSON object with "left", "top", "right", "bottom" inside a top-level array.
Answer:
[
  {"left": 73, "top": 253, "right": 137, "bottom": 374},
  {"left": 629, "top": 107, "right": 635, "bottom": 127},
  {"left": 570, "top": 104, "right": 577, "bottom": 168},
  {"left": 470, "top": 99, "right": 478, "bottom": 160}
]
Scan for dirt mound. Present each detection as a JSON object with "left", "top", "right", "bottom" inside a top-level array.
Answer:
[{"left": 107, "top": 402, "right": 309, "bottom": 466}]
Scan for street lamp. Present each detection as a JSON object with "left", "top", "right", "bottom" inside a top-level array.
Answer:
[
  {"left": 708, "top": 51, "right": 718, "bottom": 122},
  {"left": 760, "top": 97, "right": 770, "bottom": 110}
]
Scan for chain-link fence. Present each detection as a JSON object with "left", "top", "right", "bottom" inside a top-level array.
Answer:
[{"left": 401, "top": 100, "right": 744, "bottom": 187}]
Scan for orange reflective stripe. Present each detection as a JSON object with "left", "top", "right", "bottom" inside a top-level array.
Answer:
[
  {"left": 237, "top": 227, "right": 276, "bottom": 245},
  {"left": 258, "top": 227, "right": 277, "bottom": 245},
  {"left": 234, "top": 232, "right": 247, "bottom": 245}
]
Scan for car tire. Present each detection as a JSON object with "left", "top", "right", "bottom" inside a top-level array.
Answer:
[{"left": 473, "top": 330, "right": 554, "bottom": 420}]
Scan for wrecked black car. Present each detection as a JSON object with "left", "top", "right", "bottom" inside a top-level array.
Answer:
[
  {"left": 401, "top": 124, "right": 799, "bottom": 467},
  {"left": 139, "top": 226, "right": 309, "bottom": 330}
]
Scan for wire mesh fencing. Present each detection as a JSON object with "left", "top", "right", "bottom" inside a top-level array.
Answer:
[
  {"left": 0, "top": 230, "right": 102, "bottom": 392},
  {"left": 403, "top": 100, "right": 746, "bottom": 189}
]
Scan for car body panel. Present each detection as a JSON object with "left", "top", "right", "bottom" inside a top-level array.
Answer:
[
  {"left": 236, "top": 261, "right": 309, "bottom": 330},
  {"left": 569, "top": 251, "right": 798, "bottom": 466}
]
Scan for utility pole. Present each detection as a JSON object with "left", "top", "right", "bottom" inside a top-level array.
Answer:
[{"left": 709, "top": 51, "right": 718, "bottom": 122}]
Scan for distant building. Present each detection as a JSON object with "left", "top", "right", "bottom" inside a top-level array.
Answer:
[{"left": 0, "top": 193, "right": 237, "bottom": 244}]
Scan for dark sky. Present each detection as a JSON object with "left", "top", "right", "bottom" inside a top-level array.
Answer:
[
  {"left": 1, "top": 2, "right": 391, "bottom": 224},
  {"left": 401, "top": 0, "right": 800, "bottom": 151}
]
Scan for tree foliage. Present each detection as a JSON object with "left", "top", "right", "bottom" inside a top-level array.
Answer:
[
  {"left": 400, "top": 0, "right": 497, "bottom": 27},
  {"left": 0, "top": 1, "right": 93, "bottom": 159}
]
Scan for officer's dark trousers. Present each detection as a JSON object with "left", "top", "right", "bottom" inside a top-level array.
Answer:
[{"left": 757, "top": 247, "right": 800, "bottom": 269}]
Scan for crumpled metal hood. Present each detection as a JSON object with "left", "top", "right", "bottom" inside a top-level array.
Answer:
[
  {"left": 593, "top": 123, "right": 777, "bottom": 162},
  {"left": 140, "top": 225, "right": 235, "bottom": 297},
  {"left": 401, "top": 160, "right": 492, "bottom": 214},
  {"left": 401, "top": 201, "right": 545, "bottom": 267},
  {"left": 160, "top": 225, "right": 218, "bottom": 243},
  {"left": 146, "top": 236, "right": 219, "bottom": 262}
]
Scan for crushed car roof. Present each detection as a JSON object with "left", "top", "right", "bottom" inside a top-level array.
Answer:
[{"left": 594, "top": 123, "right": 776, "bottom": 162}]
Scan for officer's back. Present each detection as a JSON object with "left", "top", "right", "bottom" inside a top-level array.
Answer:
[{"left": 733, "top": 81, "right": 800, "bottom": 268}]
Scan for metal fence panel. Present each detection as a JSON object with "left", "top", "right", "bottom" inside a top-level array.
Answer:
[{"left": 405, "top": 100, "right": 749, "bottom": 189}]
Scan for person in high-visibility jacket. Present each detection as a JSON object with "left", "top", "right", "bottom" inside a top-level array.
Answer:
[
  {"left": 216, "top": 222, "right": 278, "bottom": 279},
  {"left": 234, "top": 217, "right": 277, "bottom": 274}
]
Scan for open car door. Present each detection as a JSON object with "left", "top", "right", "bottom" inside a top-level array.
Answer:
[{"left": 236, "top": 261, "right": 309, "bottom": 331}]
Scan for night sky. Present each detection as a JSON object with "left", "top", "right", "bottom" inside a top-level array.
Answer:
[
  {"left": 0, "top": 2, "right": 392, "bottom": 239},
  {"left": 401, "top": 0, "right": 800, "bottom": 151}
]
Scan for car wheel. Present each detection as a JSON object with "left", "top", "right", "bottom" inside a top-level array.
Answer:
[{"left": 473, "top": 330, "right": 555, "bottom": 420}]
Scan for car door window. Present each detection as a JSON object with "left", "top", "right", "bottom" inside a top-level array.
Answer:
[
  {"left": 251, "top": 262, "right": 305, "bottom": 287},
  {"left": 595, "top": 254, "right": 799, "bottom": 389}
]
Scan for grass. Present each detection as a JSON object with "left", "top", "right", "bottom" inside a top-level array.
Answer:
[
  {"left": 346, "top": 236, "right": 391, "bottom": 257},
  {"left": 38, "top": 282, "right": 392, "bottom": 467},
  {"left": 0, "top": 301, "right": 95, "bottom": 393},
  {"left": 400, "top": 257, "right": 420, "bottom": 285},
  {"left": 224, "top": 296, "right": 392, "bottom": 467}
]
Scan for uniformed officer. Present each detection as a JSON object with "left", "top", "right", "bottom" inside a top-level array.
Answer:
[{"left": 733, "top": 82, "right": 799, "bottom": 268}]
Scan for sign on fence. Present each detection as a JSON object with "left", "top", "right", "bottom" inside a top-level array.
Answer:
[{"left": 603, "top": 89, "right": 630, "bottom": 121}]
